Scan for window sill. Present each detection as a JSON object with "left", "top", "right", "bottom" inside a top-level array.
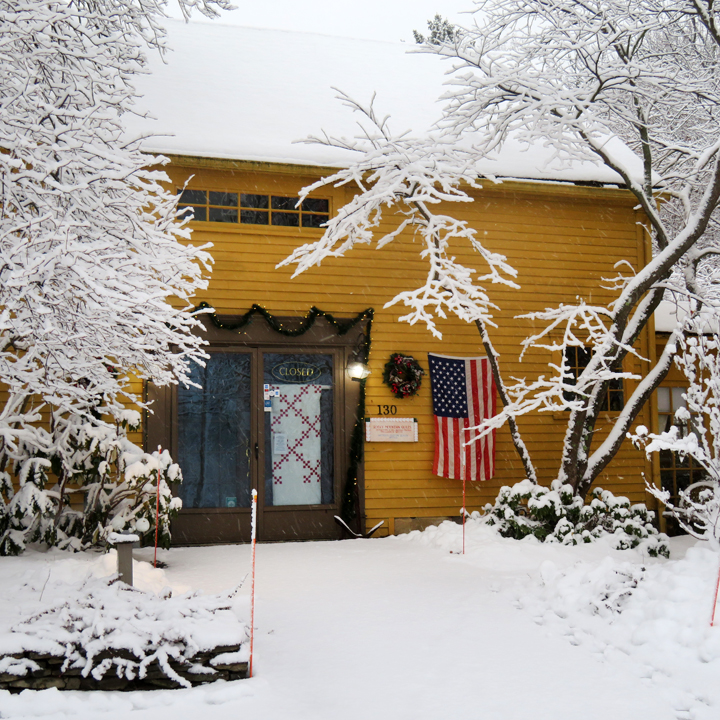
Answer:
[
  {"left": 552, "top": 410, "right": 624, "bottom": 421},
  {"left": 181, "top": 220, "right": 327, "bottom": 237}
]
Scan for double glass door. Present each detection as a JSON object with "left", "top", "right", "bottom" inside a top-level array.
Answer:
[{"left": 174, "top": 348, "right": 339, "bottom": 542}]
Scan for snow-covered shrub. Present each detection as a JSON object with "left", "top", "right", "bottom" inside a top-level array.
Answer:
[
  {"left": 0, "top": 575, "right": 248, "bottom": 689},
  {"left": 0, "top": 412, "right": 182, "bottom": 555},
  {"left": 482, "top": 479, "right": 669, "bottom": 557},
  {"left": 0, "top": 459, "right": 55, "bottom": 556}
]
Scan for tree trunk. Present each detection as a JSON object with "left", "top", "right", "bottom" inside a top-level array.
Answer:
[{"left": 475, "top": 320, "right": 537, "bottom": 483}]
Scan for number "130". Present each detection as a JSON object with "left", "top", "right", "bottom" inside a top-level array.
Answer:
[{"left": 377, "top": 405, "right": 397, "bottom": 415}]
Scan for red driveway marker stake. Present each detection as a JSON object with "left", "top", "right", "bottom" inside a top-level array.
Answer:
[
  {"left": 711, "top": 556, "right": 720, "bottom": 626},
  {"left": 460, "top": 434, "right": 467, "bottom": 555},
  {"left": 462, "top": 474, "right": 467, "bottom": 555},
  {"left": 154, "top": 445, "right": 162, "bottom": 569},
  {"left": 249, "top": 488, "right": 258, "bottom": 677}
]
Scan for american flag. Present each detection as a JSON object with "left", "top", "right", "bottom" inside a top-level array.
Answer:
[{"left": 428, "top": 353, "right": 496, "bottom": 482}]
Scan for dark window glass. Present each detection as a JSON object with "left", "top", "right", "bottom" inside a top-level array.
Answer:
[
  {"left": 272, "top": 211, "right": 299, "bottom": 226},
  {"left": 209, "top": 191, "right": 238, "bottom": 207},
  {"left": 179, "top": 205, "right": 206, "bottom": 222},
  {"left": 302, "top": 198, "right": 329, "bottom": 213},
  {"left": 563, "top": 346, "right": 588, "bottom": 403},
  {"left": 675, "top": 469, "right": 691, "bottom": 491},
  {"left": 177, "top": 353, "right": 252, "bottom": 509},
  {"left": 302, "top": 214, "right": 329, "bottom": 228},
  {"left": 563, "top": 346, "right": 623, "bottom": 410},
  {"left": 241, "top": 193, "right": 269, "bottom": 209},
  {"left": 177, "top": 189, "right": 328, "bottom": 229},
  {"left": 241, "top": 209, "right": 269, "bottom": 225},
  {"left": 661, "top": 468, "right": 675, "bottom": 493},
  {"left": 607, "top": 378, "right": 624, "bottom": 410},
  {"left": 567, "top": 346, "right": 592, "bottom": 374},
  {"left": 271, "top": 196, "right": 297, "bottom": 211},
  {"left": 209, "top": 207, "right": 238, "bottom": 223},
  {"left": 177, "top": 189, "right": 207, "bottom": 204}
]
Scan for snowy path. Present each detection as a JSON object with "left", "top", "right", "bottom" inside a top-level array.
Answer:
[
  {"left": 0, "top": 532, "right": 679, "bottom": 720},
  {"left": 234, "top": 539, "right": 675, "bottom": 720}
]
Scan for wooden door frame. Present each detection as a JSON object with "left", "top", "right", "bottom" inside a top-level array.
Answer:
[{"left": 144, "top": 312, "right": 368, "bottom": 544}]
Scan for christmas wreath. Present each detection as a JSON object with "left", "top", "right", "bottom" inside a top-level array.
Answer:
[{"left": 382, "top": 354, "right": 425, "bottom": 398}]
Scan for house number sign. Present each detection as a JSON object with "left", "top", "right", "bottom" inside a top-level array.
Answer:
[{"left": 365, "top": 417, "right": 418, "bottom": 442}]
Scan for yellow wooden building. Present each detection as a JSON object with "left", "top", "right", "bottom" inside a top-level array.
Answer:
[{"left": 129, "top": 21, "right": 660, "bottom": 543}]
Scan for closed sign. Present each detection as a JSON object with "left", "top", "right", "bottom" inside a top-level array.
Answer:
[{"left": 271, "top": 361, "right": 322, "bottom": 383}]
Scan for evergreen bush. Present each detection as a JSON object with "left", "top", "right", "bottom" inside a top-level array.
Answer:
[
  {"left": 0, "top": 411, "right": 182, "bottom": 555},
  {"left": 482, "top": 479, "right": 670, "bottom": 557}
]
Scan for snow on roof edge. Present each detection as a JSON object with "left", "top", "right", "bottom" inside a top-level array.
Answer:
[
  {"left": 168, "top": 18, "right": 409, "bottom": 49},
  {"left": 147, "top": 146, "right": 630, "bottom": 191},
  {"left": 655, "top": 299, "right": 720, "bottom": 334}
]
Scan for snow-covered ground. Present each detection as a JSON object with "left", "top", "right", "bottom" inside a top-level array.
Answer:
[{"left": 0, "top": 522, "right": 718, "bottom": 720}]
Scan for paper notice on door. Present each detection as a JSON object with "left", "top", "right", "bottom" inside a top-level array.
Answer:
[{"left": 273, "top": 432, "right": 288, "bottom": 455}]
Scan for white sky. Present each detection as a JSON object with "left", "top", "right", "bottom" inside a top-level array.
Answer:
[{"left": 172, "top": 0, "right": 471, "bottom": 43}]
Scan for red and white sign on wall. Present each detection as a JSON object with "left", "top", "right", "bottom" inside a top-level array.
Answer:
[{"left": 365, "top": 418, "right": 418, "bottom": 442}]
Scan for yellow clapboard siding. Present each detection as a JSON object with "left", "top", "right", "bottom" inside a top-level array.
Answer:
[{"left": 159, "top": 162, "right": 655, "bottom": 531}]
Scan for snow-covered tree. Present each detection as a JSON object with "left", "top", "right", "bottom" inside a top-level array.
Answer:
[
  {"left": 280, "top": 93, "right": 538, "bottom": 480},
  {"left": 413, "top": 14, "right": 459, "bottom": 45},
  {"left": 281, "top": 0, "right": 720, "bottom": 498},
  {"left": 632, "top": 327, "right": 720, "bottom": 546},
  {"left": 0, "top": 0, "right": 231, "bottom": 552}
]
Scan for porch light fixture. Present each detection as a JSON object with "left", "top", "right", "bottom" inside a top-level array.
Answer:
[{"left": 347, "top": 361, "right": 371, "bottom": 381}]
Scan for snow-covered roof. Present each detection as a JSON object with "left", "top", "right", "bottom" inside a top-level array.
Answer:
[
  {"left": 654, "top": 299, "right": 720, "bottom": 334},
  {"left": 127, "top": 20, "right": 640, "bottom": 184}
]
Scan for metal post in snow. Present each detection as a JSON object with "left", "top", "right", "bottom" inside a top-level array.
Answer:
[
  {"left": 154, "top": 445, "right": 162, "bottom": 569},
  {"left": 249, "top": 488, "right": 258, "bottom": 677},
  {"left": 109, "top": 533, "right": 138, "bottom": 586}
]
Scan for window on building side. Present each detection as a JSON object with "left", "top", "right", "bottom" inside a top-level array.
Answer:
[
  {"left": 563, "top": 346, "right": 624, "bottom": 411},
  {"left": 177, "top": 189, "right": 329, "bottom": 228},
  {"left": 656, "top": 386, "right": 706, "bottom": 504}
]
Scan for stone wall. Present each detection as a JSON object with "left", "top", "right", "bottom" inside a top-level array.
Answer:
[{"left": 0, "top": 644, "right": 248, "bottom": 692}]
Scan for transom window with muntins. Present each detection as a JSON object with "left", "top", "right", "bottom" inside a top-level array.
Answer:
[{"left": 177, "top": 189, "right": 330, "bottom": 228}]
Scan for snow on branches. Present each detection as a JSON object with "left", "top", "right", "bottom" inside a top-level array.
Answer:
[
  {"left": 632, "top": 329, "right": 720, "bottom": 545},
  {"left": 0, "top": 1, "right": 230, "bottom": 548},
  {"left": 0, "top": 412, "right": 182, "bottom": 555},
  {"left": 482, "top": 478, "right": 669, "bottom": 556},
  {"left": 0, "top": 0, "right": 214, "bottom": 419},
  {"left": 278, "top": 92, "right": 519, "bottom": 340}
]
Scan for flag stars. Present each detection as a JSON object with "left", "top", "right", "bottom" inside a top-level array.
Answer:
[{"left": 428, "top": 355, "right": 469, "bottom": 418}]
